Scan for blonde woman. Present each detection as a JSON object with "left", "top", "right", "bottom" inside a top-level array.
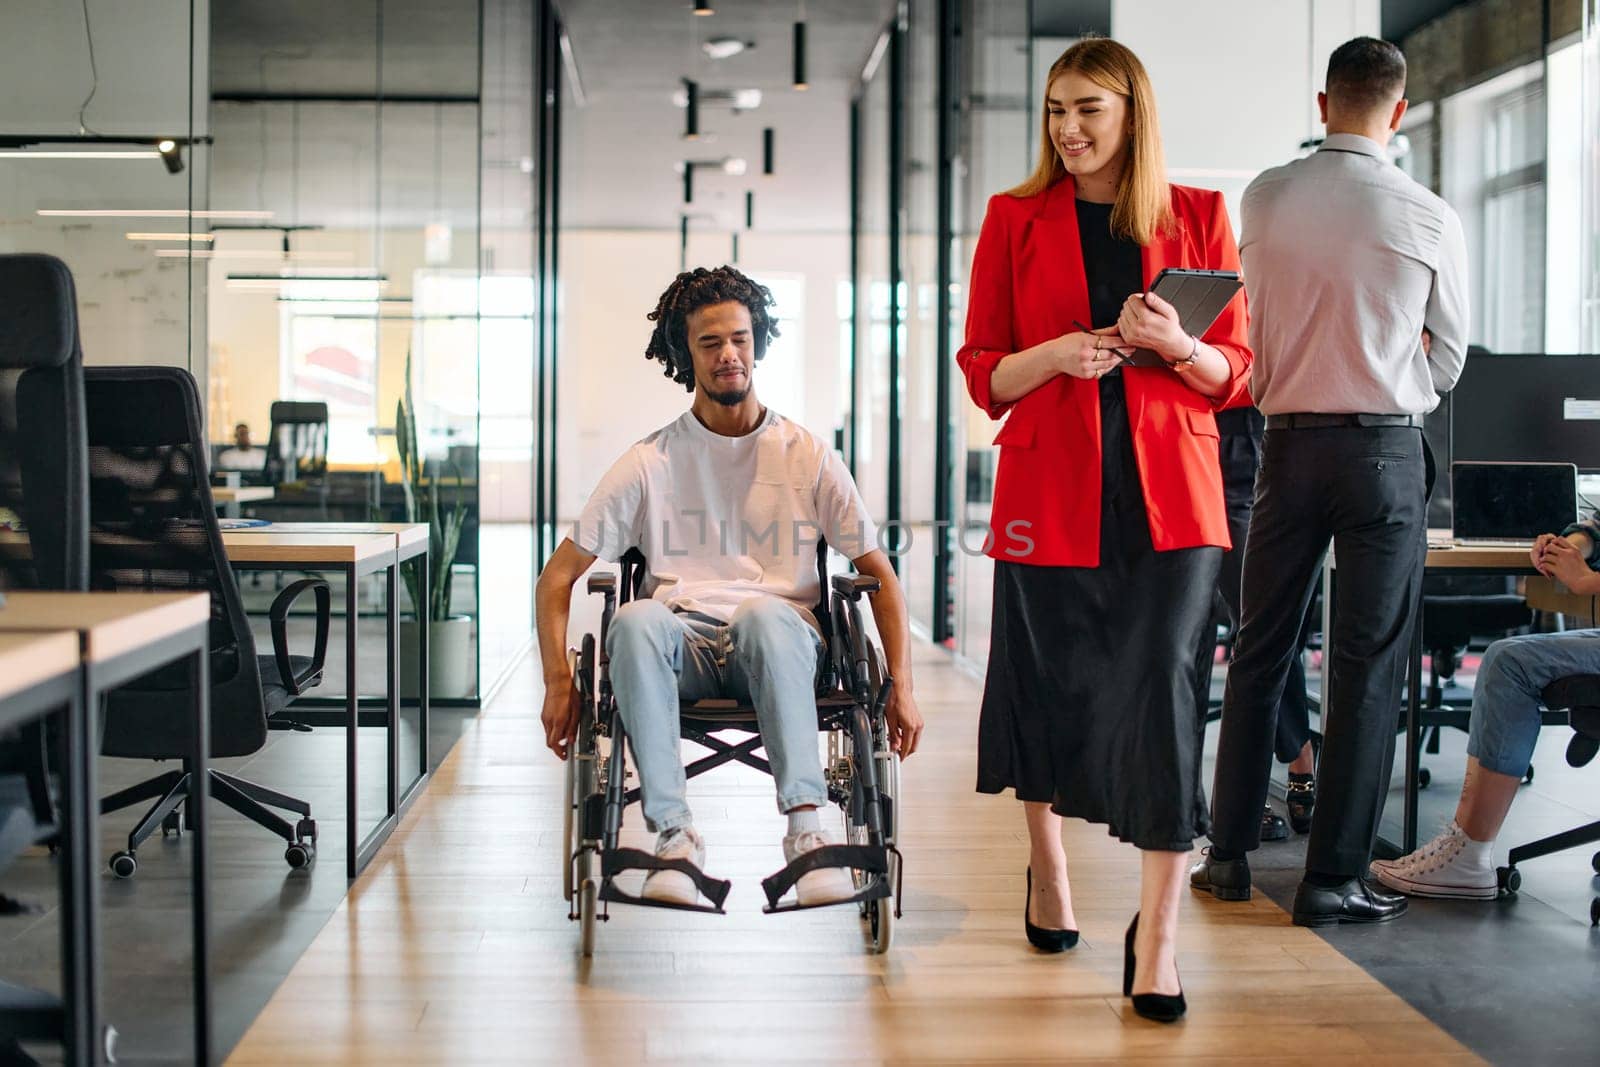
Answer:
[{"left": 958, "top": 38, "right": 1252, "bottom": 1022}]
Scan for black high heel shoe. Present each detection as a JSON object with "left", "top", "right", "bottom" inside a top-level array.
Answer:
[
  {"left": 1025, "top": 867, "right": 1079, "bottom": 952},
  {"left": 1123, "top": 913, "right": 1186, "bottom": 1023}
]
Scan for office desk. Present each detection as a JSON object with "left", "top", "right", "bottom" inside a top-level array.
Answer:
[
  {"left": 1323, "top": 534, "right": 1538, "bottom": 855},
  {"left": 0, "top": 632, "right": 95, "bottom": 1064},
  {"left": 0, "top": 592, "right": 212, "bottom": 1065},
  {"left": 211, "top": 486, "right": 274, "bottom": 518},
  {"left": 219, "top": 524, "right": 429, "bottom": 878}
]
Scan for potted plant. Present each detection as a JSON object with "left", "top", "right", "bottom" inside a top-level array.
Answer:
[{"left": 395, "top": 351, "right": 472, "bottom": 699}]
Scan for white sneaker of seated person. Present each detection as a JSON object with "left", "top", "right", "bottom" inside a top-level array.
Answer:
[
  {"left": 782, "top": 829, "right": 857, "bottom": 907},
  {"left": 1370, "top": 821, "right": 1497, "bottom": 900},
  {"left": 641, "top": 826, "right": 707, "bottom": 907}
]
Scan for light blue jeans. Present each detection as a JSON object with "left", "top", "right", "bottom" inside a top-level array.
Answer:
[
  {"left": 605, "top": 597, "right": 828, "bottom": 832},
  {"left": 1469, "top": 630, "right": 1600, "bottom": 776}
]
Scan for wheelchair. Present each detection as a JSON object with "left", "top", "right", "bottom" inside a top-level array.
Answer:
[{"left": 562, "top": 543, "right": 903, "bottom": 957}]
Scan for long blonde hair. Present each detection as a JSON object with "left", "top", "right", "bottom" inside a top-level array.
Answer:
[{"left": 1008, "top": 38, "right": 1173, "bottom": 246}]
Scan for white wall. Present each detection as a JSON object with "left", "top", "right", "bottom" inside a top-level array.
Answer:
[
  {"left": 1113, "top": 0, "right": 1380, "bottom": 223},
  {"left": 557, "top": 228, "right": 849, "bottom": 521}
]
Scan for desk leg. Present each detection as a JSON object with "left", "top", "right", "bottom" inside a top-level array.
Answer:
[
  {"left": 387, "top": 562, "right": 399, "bottom": 818},
  {"left": 187, "top": 643, "right": 212, "bottom": 1066},
  {"left": 419, "top": 551, "right": 430, "bottom": 779},
  {"left": 1403, "top": 594, "right": 1424, "bottom": 854},
  {"left": 345, "top": 563, "right": 359, "bottom": 882},
  {"left": 61, "top": 678, "right": 98, "bottom": 1065}
]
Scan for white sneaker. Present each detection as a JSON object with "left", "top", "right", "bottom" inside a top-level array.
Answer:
[
  {"left": 641, "top": 827, "right": 706, "bottom": 907},
  {"left": 1370, "top": 822, "right": 1497, "bottom": 900},
  {"left": 782, "top": 829, "right": 857, "bottom": 907}
]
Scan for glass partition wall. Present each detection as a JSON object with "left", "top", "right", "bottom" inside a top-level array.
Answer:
[{"left": 207, "top": 0, "right": 551, "bottom": 707}]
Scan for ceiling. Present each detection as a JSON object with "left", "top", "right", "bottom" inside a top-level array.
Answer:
[
  {"left": 559, "top": 0, "right": 897, "bottom": 232},
  {"left": 206, "top": 0, "right": 892, "bottom": 233}
]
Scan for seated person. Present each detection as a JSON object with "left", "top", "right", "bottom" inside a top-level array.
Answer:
[
  {"left": 536, "top": 266, "right": 923, "bottom": 908},
  {"left": 216, "top": 421, "right": 266, "bottom": 471},
  {"left": 1372, "top": 516, "right": 1600, "bottom": 899}
]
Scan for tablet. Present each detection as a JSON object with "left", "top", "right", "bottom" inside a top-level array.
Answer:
[{"left": 1119, "top": 268, "right": 1243, "bottom": 367}]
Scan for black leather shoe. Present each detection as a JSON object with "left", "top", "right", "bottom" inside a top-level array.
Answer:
[
  {"left": 1025, "top": 867, "right": 1079, "bottom": 952},
  {"left": 1260, "top": 806, "right": 1288, "bottom": 842},
  {"left": 1286, "top": 772, "right": 1316, "bottom": 834},
  {"left": 1292, "top": 876, "right": 1408, "bottom": 927},
  {"left": 1189, "top": 848, "right": 1251, "bottom": 901}
]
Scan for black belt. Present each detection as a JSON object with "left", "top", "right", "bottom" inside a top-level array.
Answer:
[{"left": 1264, "top": 413, "right": 1421, "bottom": 430}]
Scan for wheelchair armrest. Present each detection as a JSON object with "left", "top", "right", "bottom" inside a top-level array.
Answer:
[
  {"left": 587, "top": 573, "right": 616, "bottom": 595},
  {"left": 831, "top": 573, "right": 880, "bottom": 601},
  {"left": 268, "top": 578, "right": 331, "bottom": 697}
]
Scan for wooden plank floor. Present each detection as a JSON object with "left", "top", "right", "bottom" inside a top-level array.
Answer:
[{"left": 228, "top": 638, "right": 1480, "bottom": 1065}]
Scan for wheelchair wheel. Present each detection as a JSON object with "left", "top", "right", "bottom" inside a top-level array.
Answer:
[{"left": 565, "top": 636, "right": 599, "bottom": 909}]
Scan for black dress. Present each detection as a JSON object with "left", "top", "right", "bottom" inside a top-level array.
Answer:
[{"left": 975, "top": 198, "right": 1222, "bottom": 852}]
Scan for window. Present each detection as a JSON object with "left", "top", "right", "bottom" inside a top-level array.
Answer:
[{"left": 1441, "top": 62, "right": 1546, "bottom": 353}]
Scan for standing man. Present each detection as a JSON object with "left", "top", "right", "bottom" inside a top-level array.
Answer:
[{"left": 1191, "top": 37, "right": 1468, "bottom": 926}]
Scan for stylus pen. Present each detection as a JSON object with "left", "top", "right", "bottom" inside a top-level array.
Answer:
[{"left": 1074, "top": 318, "right": 1134, "bottom": 363}]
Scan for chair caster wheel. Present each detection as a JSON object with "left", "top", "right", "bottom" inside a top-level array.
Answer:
[
  {"left": 162, "top": 811, "right": 181, "bottom": 837},
  {"left": 1417, "top": 767, "right": 1431, "bottom": 789},
  {"left": 296, "top": 817, "right": 318, "bottom": 844},
  {"left": 1497, "top": 866, "right": 1520, "bottom": 893},
  {"left": 1591, "top": 898, "right": 1600, "bottom": 927},
  {"left": 285, "top": 842, "right": 314, "bottom": 869},
  {"left": 1523, "top": 765, "right": 1534, "bottom": 785},
  {"left": 109, "top": 851, "right": 137, "bottom": 879},
  {"left": 1591, "top": 851, "right": 1599, "bottom": 875}
]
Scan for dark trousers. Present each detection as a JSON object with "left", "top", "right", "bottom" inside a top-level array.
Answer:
[
  {"left": 1210, "top": 425, "right": 1426, "bottom": 878},
  {"left": 1213, "top": 428, "right": 1314, "bottom": 765}
]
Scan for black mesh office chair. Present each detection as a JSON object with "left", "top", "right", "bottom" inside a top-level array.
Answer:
[
  {"left": 0, "top": 253, "right": 90, "bottom": 842},
  {"left": 0, "top": 253, "right": 91, "bottom": 1061},
  {"left": 263, "top": 400, "right": 329, "bottom": 485},
  {"left": 85, "top": 367, "right": 328, "bottom": 875},
  {"left": 1498, "top": 675, "right": 1600, "bottom": 926}
]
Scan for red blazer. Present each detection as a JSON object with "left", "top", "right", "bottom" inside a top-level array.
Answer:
[{"left": 958, "top": 178, "right": 1253, "bottom": 567}]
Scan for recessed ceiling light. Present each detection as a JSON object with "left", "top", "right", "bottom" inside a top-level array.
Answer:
[{"left": 703, "top": 37, "right": 751, "bottom": 59}]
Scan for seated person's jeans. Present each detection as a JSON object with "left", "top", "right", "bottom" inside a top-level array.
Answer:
[
  {"left": 606, "top": 597, "right": 829, "bottom": 833},
  {"left": 1469, "top": 630, "right": 1600, "bottom": 777}
]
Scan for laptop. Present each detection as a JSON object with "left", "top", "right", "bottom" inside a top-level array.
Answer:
[{"left": 1450, "top": 461, "right": 1579, "bottom": 546}]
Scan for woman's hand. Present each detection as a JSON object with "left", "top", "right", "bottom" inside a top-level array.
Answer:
[
  {"left": 1538, "top": 536, "right": 1600, "bottom": 594},
  {"left": 1056, "top": 328, "right": 1131, "bottom": 380},
  {"left": 1117, "top": 291, "right": 1190, "bottom": 362},
  {"left": 1531, "top": 532, "right": 1560, "bottom": 572}
]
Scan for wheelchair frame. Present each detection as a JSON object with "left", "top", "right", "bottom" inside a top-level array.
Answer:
[{"left": 562, "top": 543, "right": 903, "bottom": 956}]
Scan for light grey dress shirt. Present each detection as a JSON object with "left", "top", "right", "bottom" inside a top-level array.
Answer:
[{"left": 1239, "top": 133, "right": 1469, "bottom": 417}]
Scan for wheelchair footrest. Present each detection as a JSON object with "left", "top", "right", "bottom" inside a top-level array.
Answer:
[
  {"left": 760, "top": 844, "right": 891, "bottom": 913},
  {"left": 598, "top": 847, "right": 732, "bottom": 913}
]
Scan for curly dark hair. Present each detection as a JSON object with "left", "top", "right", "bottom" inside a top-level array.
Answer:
[{"left": 644, "top": 265, "right": 780, "bottom": 392}]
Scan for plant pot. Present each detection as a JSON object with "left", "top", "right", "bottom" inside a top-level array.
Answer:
[{"left": 400, "top": 615, "right": 474, "bottom": 700}]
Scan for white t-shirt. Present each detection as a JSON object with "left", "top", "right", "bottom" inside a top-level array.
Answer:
[{"left": 570, "top": 408, "right": 878, "bottom": 626}]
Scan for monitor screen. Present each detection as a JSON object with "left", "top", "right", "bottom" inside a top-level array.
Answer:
[
  {"left": 1449, "top": 354, "right": 1600, "bottom": 469},
  {"left": 1450, "top": 462, "right": 1578, "bottom": 541}
]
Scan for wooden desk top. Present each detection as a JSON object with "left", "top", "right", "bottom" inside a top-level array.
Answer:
[
  {"left": 220, "top": 530, "right": 394, "bottom": 565},
  {"left": 223, "top": 522, "right": 428, "bottom": 554},
  {"left": 0, "top": 631, "right": 80, "bottom": 702},
  {"left": 1422, "top": 543, "right": 1539, "bottom": 570},
  {"left": 0, "top": 592, "right": 209, "bottom": 663},
  {"left": 1330, "top": 530, "right": 1539, "bottom": 572},
  {"left": 213, "top": 486, "right": 275, "bottom": 504}
]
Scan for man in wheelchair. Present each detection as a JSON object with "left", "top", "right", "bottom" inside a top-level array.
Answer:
[{"left": 536, "top": 265, "right": 922, "bottom": 911}]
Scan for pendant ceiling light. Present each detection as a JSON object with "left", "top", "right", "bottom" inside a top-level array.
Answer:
[
  {"left": 762, "top": 127, "right": 775, "bottom": 176},
  {"left": 683, "top": 78, "right": 700, "bottom": 140}
]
